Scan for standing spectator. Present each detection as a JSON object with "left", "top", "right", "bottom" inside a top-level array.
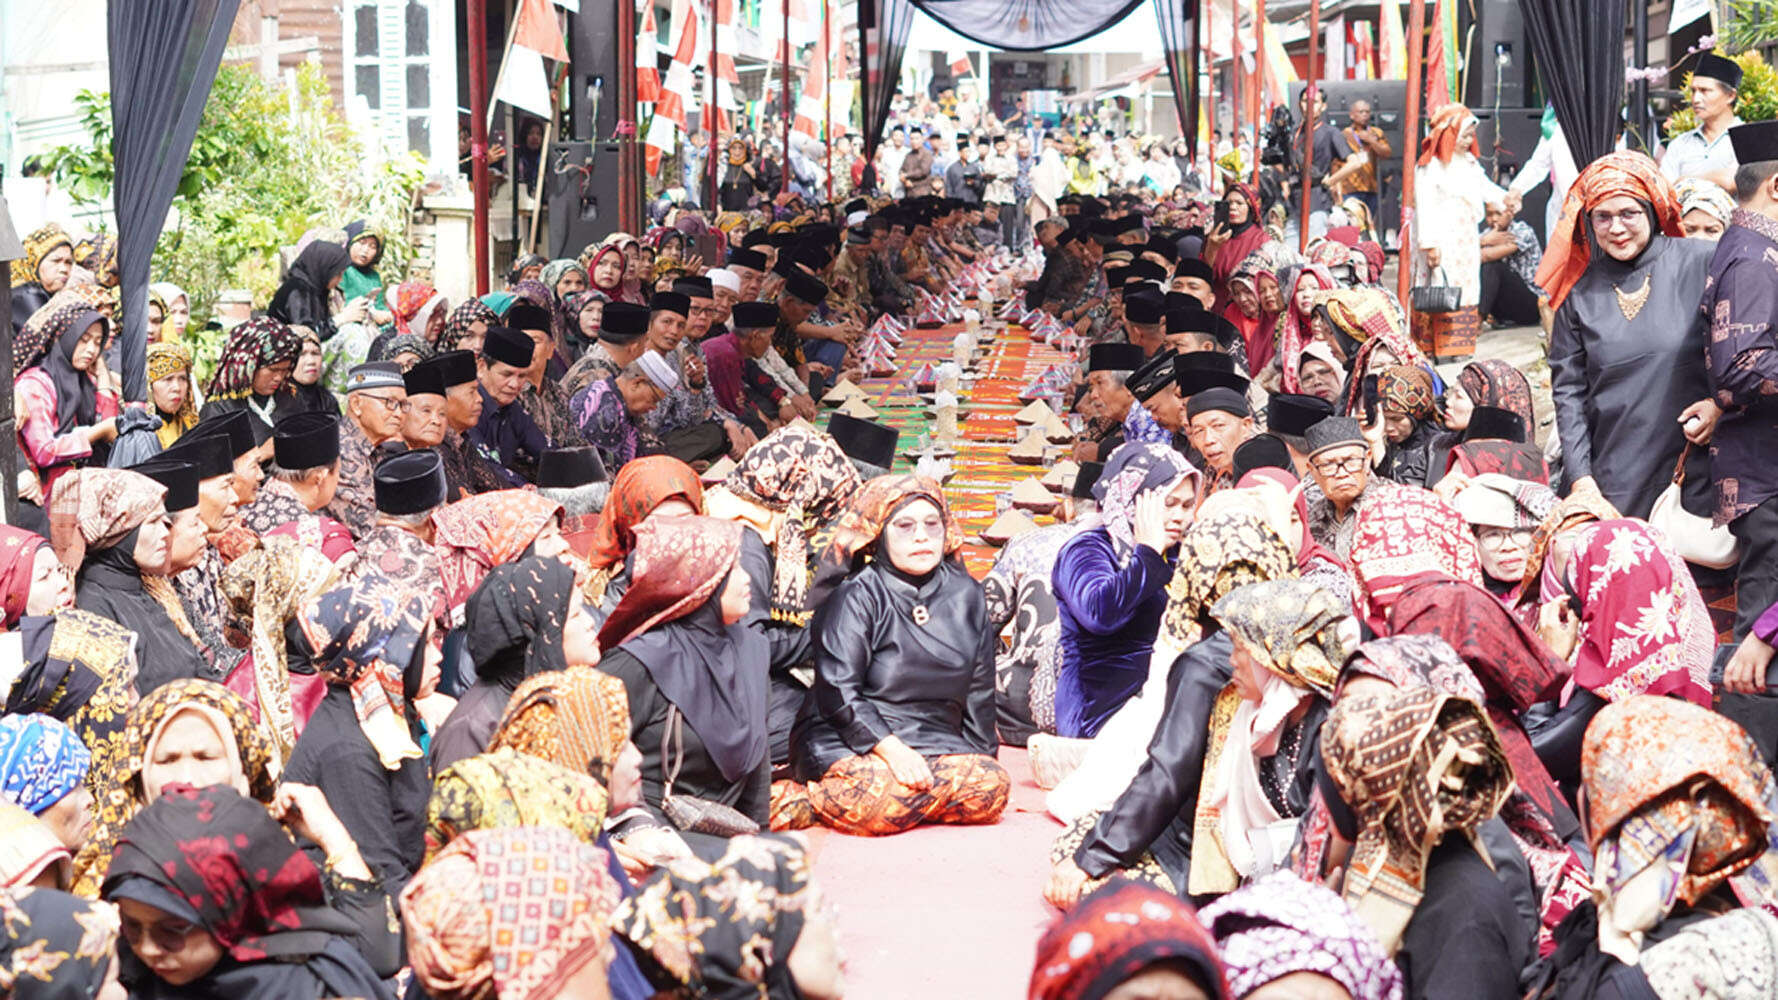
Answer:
[
  {"left": 880, "top": 126, "right": 910, "bottom": 197},
  {"left": 1413, "top": 104, "right": 1508, "bottom": 309},
  {"left": 1327, "top": 99, "right": 1393, "bottom": 223},
  {"left": 1477, "top": 201, "right": 1543, "bottom": 327},
  {"left": 1661, "top": 52, "right": 1743, "bottom": 192},
  {"left": 1292, "top": 87, "right": 1346, "bottom": 240},
  {"left": 901, "top": 131, "right": 936, "bottom": 197},
  {"left": 681, "top": 128, "right": 707, "bottom": 207},
  {"left": 984, "top": 135, "right": 1019, "bottom": 244},
  {"left": 947, "top": 138, "right": 987, "bottom": 204},
  {"left": 718, "top": 138, "right": 767, "bottom": 211}
]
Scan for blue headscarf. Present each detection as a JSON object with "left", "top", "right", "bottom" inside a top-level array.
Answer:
[{"left": 0, "top": 713, "right": 90, "bottom": 814}]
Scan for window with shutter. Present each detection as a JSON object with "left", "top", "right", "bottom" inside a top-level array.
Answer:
[{"left": 344, "top": 0, "right": 457, "bottom": 169}]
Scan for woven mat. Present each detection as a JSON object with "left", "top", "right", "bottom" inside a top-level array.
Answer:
[{"left": 819, "top": 322, "right": 1077, "bottom": 576}]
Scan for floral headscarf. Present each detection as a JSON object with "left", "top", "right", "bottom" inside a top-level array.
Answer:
[
  {"left": 824, "top": 473, "right": 963, "bottom": 571},
  {"left": 1028, "top": 878, "right": 1228, "bottom": 1000},
  {"left": 0, "top": 714, "right": 90, "bottom": 815},
  {"left": 597, "top": 515, "right": 743, "bottom": 649},
  {"left": 1200, "top": 871, "right": 1403, "bottom": 1000},
  {"left": 145, "top": 341, "right": 199, "bottom": 446},
  {"left": 204, "top": 316, "right": 303, "bottom": 402},
  {"left": 9, "top": 224, "right": 70, "bottom": 288},
  {"left": 389, "top": 280, "right": 446, "bottom": 339},
  {"left": 1516, "top": 479, "right": 1620, "bottom": 621},
  {"left": 1320, "top": 685, "right": 1513, "bottom": 952},
  {"left": 1210, "top": 580, "right": 1352, "bottom": 695},
  {"left": 490, "top": 666, "right": 633, "bottom": 785},
  {"left": 1159, "top": 510, "right": 1297, "bottom": 650},
  {"left": 1456, "top": 359, "right": 1535, "bottom": 433},
  {"left": 1347, "top": 484, "right": 1481, "bottom": 633},
  {"left": 585, "top": 455, "right": 704, "bottom": 571},
  {"left": 1377, "top": 365, "right": 1436, "bottom": 422},
  {"left": 402, "top": 825, "right": 621, "bottom": 1000},
  {"left": 1274, "top": 263, "right": 1336, "bottom": 394},
  {"left": 1536, "top": 150, "right": 1682, "bottom": 309},
  {"left": 1582, "top": 695, "right": 1778, "bottom": 962},
  {"left": 220, "top": 538, "right": 342, "bottom": 759},
  {"left": 441, "top": 299, "right": 499, "bottom": 350},
  {"left": 1676, "top": 175, "right": 1737, "bottom": 227},
  {"left": 1563, "top": 519, "right": 1714, "bottom": 706},
  {"left": 0, "top": 886, "right": 121, "bottom": 997},
  {"left": 432, "top": 490, "right": 565, "bottom": 617},
  {"left": 46, "top": 467, "right": 166, "bottom": 573},
  {"left": 298, "top": 577, "right": 435, "bottom": 769},
  {"left": 1092, "top": 442, "right": 1198, "bottom": 561},
  {"left": 423, "top": 748, "right": 609, "bottom": 862},
  {"left": 717, "top": 424, "right": 863, "bottom": 622}
]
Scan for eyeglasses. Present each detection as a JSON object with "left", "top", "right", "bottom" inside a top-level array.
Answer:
[
  {"left": 1588, "top": 207, "right": 1647, "bottom": 231},
  {"left": 1476, "top": 526, "right": 1534, "bottom": 548},
  {"left": 121, "top": 914, "right": 200, "bottom": 954},
  {"left": 1311, "top": 455, "right": 1368, "bottom": 477},
  {"left": 361, "top": 394, "right": 410, "bottom": 412}
]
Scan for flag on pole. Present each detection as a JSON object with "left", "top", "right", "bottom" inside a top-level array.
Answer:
[
  {"left": 1259, "top": 19, "right": 1296, "bottom": 108},
  {"left": 947, "top": 50, "right": 973, "bottom": 77},
  {"left": 637, "top": 0, "right": 661, "bottom": 103},
  {"left": 1377, "top": 0, "right": 1406, "bottom": 81},
  {"left": 1425, "top": 0, "right": 1458, "bottom": 107},
  {"left": 793, "top": 0, "right": 831, "bottom": 139},
  {"left": 493, "top": 44, "right": 555, "bottom": 117},
  {"left": 1350, "top": 22, "right": 1375, "bottom": 80},
  {"left": 513, "top": 0, "right": 569, "bottom": 61},
  {"left": 646, "top": 0, "right": 698, "bottom": 175}
]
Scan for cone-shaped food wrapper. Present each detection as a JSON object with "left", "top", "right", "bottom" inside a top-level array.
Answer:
[
  {"left": 1011, "top": 477, "right": 1058, "bottom": 512},
  {"left": 982, "top": 507, "right": 1038, "bottom": 545}
]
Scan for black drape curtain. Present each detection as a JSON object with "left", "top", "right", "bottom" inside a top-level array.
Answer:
[
  {"left": 108, "top": 0, "right": 241, "bottom": 401},
  {"left": 909, "top": 0, "right": 1146, "bottom": 51},
  {"left": 1517, "top": 0, "right": 1624, "bottom": 168},
  {"left": 858, "top": 0, "right": 916, "bottom": 162},
  {"left": 1152, "top": 0, "right": 1198, "bottom": 156}
]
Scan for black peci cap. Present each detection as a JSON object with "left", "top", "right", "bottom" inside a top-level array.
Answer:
[
  {"left": 373, "top": 450, "right": 447, "bottom": 515},
  {"left": 481, "top": 325, "right": 535, "bottom": 369},
  {"left": 828, "top": 412, "right": 899, "bottom": 471},
  {"left": 417, "top": 350, "right": 479, "bottom": 389},
  {"left": 1174, "top": 350, "right": 1249, "bottom": 396},
  {"left": 1695, "top": 52, "right": 1744, "bottom": 91},
  {"left": 1231, "top": 434, "right": 1294, "bottom": 481},
  {"left": 727, "top": 247, "right": 768, "bottom": 271},
  {"left": 504, "top": 301, "right": 552, "bottom": 334},
  {"left": 599, "top": 303, "right": 651, "bottom": 344},
  {"left": 1088, "top": 343, "right": 1144, "bottom": 373},
  {"left": 403, "top": 363, "right": 447, "bottom": 399},
  {"left": 189, "top": 410, "right": 255, "bottom": 461},
  {"left": 1123, "top": 289, "right": 1165, "bottom": 326},
  {"left": 158, "top": 431, "right": 234, "bottom": 480},
  {"left": 272, "top": 411, "right": 340, "bottom": 470},
  {"left": 536, "top": 446, "right": 607, "bottom": 488},
  {"left": 1174, "top": 258, "right": 1214, "bottom": 284},
  {"left": 1267, "top": 393, "right": 1336, "bottom": 439},
  {"left": 649, "top": 291, "right": 690, "bottom": 317},
  {"left": 1127, "top": 351, "right": 1178, "bottom": 402},
  {"left": 1730, "top": 120, "right": 1778, "bottom": 166},
  {"left": 731, "top": 301, "right": 780, "bottom": 329},
  {"left": 672, "top": 275, "right": 713, "bottom": 299},
  {"left": 782, "top": 270, "right": 829, "bottom": 306},
  {"left": 130, "top": 459, "right": 199, "bottom": 512}
]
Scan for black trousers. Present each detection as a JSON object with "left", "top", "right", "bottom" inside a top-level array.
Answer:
[
  {"left": 1478, "top": 258, "right": 1541, "bottom": 326},
  {"left": 658, "top": 421, "right": 729, "bottom": 464},
  {"left": 1731, "top": 494, "right": 1778, "bottom": 641}
]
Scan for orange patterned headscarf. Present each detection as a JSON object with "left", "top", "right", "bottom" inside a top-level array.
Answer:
[
  {"left": 584, "top": 456, "right": 704, "bottom": 570},
  {"left": 1535, "top": 151, "right": 1683, "bottom": 309},
  {"left": 1416, "top": 104, "right": 1479, "bottom": 167}
]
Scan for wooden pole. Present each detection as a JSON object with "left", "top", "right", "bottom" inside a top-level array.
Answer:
[
  {"left": 527, "top": 114, "right": 554, "bottom": 252},
  {"left": 468, "top": 0, "right": 492, "bottom": 294},
  {"left": 782, "top": 0, "right": 792, "bottom": 196},
  {"left": 1396, "top": 0, "right": 1426, "bottom": 312},
  {"left": 1297, "top": 0, "right": 1320, "bottom": 252},
  {"left": 1252, "top": 0, "right": 1264, "bottom": 190}
]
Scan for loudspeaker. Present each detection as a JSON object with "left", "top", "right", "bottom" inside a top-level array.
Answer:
[
  {"left": 1287, "top": 80, "right": 1408, "bottom": 237},
  {"left": 1464, "top": 0, "right": 1535, "bottom": 111},
  {"left": 565, "top": 8, "right": 621, "bottom": 141},
  {"left": 546, "top": 140, "right": 625, "bottom": 258}
]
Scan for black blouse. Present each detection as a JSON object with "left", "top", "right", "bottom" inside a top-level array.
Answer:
[{"left": 76, "top": 560, "right": 210, "bottom": 695}]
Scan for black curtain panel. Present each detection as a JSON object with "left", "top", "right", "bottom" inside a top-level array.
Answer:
[
  {"left": 1517, "top": 0, "right": 1625, "bottom": 167},
  {"left": 911, "top": 0, "right": 1147, "bottom": 51},
  {"left": 1152, "top": 0, "right": 1198, "bottom": 151},
  {"left": 108, "top": 0, "right": 242, "bottom": 401},
  {"left": 858, "top": 0, "right": 917, "bottom": 161}
]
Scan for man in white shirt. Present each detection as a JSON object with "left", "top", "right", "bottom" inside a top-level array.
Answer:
[
  {"left": 1661, "top": 52, "right": 1744, "bottom": 192},
  {"left": 880, "top": 126, "right": 910, "bottom": 197}
]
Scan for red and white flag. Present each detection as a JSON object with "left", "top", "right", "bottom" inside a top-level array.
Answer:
[
  {"left": 645, "top": 0, "right": 698, "bottom": 174},
  {"left": 636, "top": 0, "right": 661, "bottom": 103},
  {"left": 791, "top": 0, "right": 831, "bottom": 140},
  {"left": 947, "top": 50, "right": 973, "bottom": 77}
]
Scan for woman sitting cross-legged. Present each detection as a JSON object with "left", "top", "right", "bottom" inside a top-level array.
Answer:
[{"left": 774, "top": 474, "right": 1008, "bottom": 836}]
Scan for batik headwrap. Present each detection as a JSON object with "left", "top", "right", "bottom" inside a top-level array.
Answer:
[
  {"left": 1536, "top": 150, "right": 1682, "bottom": 309},
  {"left": 423, "top": 747, "right": 609, "bottom": 861},
  {"left": 1326, "top": 292, "right": 1427, "bottom": 417},
  {"left": 101, "top": 784, "right": 355, "bottom": 963},
  {"left": 1028, "top": 878, "right": 1228, "bottom": 1000},
  {"left": 72, "top": 679, "right": 277, "bottom": 898},
  {"left": 1200, "top": 871, "right": 1403, "bottom": 1000},
  {"left": 0, "top": 526, "right": 48, "bottom": 629},
  {"left": 1159, "top": 510, "right": 1296, "bottom": 650},
  {"left": 46, "top": 467, "right": 166, "bottom": 573},
  {"left": 1582, "top": 695, "right": 1778, "bottom": 962},
  {"left": 1320, "top": 685, "right": 1513, "bottom": 952},
  {"left": 9, "top": 224, "right": 70, "bottom": 288},
  {"left": 614, "top": 833, "right": 819, "bottom": 1000},
  {"left": 1347, "top": 484, "right": 1481, "bottom": 633},
  {"left": 508, "top": 278, "right": 554, "bottom": 315},
  {"left": 1675, "top": 175, "right": 1737, "bottom": 227},
  {"left": 720, "top": 424, "right": 863, "bottom": 622},
  {"left": 402, "top": 826, "right": 620, "bottom": 1000},
  {"left": 824, "top": 473, "right": 963, "bottom": 570},
  {"left": 1416, "top": 103, "right": 1480, "bottom": 167},
  {"left": 1564, "top": 519, "right": 1714, "bottom": 705},
  {"left": 16, "top": 299, "right": 92, "bottom": 373},
  {"left": 1377, "top": 365, "right": 1436, "bottom": 422},
  {"left": 204, "top": 316, "right": 303, "bottom": 402},
  {"left": 432, "top": 490, "right": 565, "bottom": 617},
  {"left": 144, "top": 341, "right": 199, "bottom": 446},
  {"left": 0, "top": 886, "right": 121, "bottom": 999},
  {"left": 299, "top": 578, "right": 434, "bottom": 769},
  {"left": 388, "top": 280, "right": 443, "bottom": 337},
  {"left": 1092, "top": 442, "right": 1198, "bottom": 561},
  {"left": 585, "top": 455, "right": 704, "bottom": 571},
  {"left": 5, "top": 611, "right": 137, "bottom": 792},
  {"left": 71, "top": 231, "right": 118, "bottom": 277},
  {"left": 597, "top": 515, "right": 744, "bottom": 648},
  {"left": 1274, "top": 263, "right": 1336, "bottom": 394},
  {"left": 1517, "top": 479, "right": 1620, "bottom": 617},
  {"left": 442, "top": 298, "right": 499, "bottom": 350},
  {"left": 220, "top": 537, "right": 342, "bottom": 759},
  {"left": 1211, "top": 580, "right": 1351, "bottom": 695},
  {"left": 1457, "top": 359, "right": 1536, "bottom": 433},
  {"left": 490, "top": 666, "right": 632, "bottom": 784},
  {"left": 0, "top": 715, "right": 90, "bottom": 815}
]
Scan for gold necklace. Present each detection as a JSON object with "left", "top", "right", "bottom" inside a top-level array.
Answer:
[{"left": 1614, "top": 273, "right": 1651, "bottom": 322}]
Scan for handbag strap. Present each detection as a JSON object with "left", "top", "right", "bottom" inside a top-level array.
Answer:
[
  {"left": 658, "top": 705, "right": 685, "bottom": 801},
  {"left": 1672, "top": 442, "right": 1692, "bottom": 486}
]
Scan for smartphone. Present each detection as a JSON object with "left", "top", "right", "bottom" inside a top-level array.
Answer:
[
  {"left": 1362, "top": 374, "right": 1380, "bottom": 425},
  {"left": 1213, "top": 202, "right": 1230, "bottom": 228}
]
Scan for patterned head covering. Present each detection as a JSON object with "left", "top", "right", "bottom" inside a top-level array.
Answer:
[
  {"left": 1416, "top": 103, "right": 1479, "bottom": 167},
  {"left": 15, "top": 299, "right": 96, "bottom": 373},
  {"left": 432, "top": 490, "right": 565, "bottom": 615},
  {"left": 0, "top": 803, "right": 70, "bottom": 889},
  {"left": 461, "top": 556, "right": 576, "bottom": 683},
  {"left": 1563, "top": 519, "right": 1714, "bottom": 705},
  {"left": 0, "top": 887, "right": 120, "bottom": 998},
  {"left": 1451, "top": 473, "right": 1558, "bottom": 532},
  {"left": 1377, "top": 365, "right": 1436, "bottom": 422},
  {"left": 1456, "top": 359, "right": 1536, "bottom": 433},
  {"left": 1028, "top": 878, "right": 1228, "bottom": 1000},
  {"left": 46, "top": 467, "right": 167, "bottom": 573},
  {"left": 204, "top": 316, "right": 304, "bottom": 402},
  {"left": 145, "top": 341, "right": 199, "bottom": 444},
  {"left": 1583, "top": 696, "right": 1778, "bottom": 960},
  {"left": 1320, "top": 685, "right": 1513, "bottom": 952},
  {"left": 422, "top": 747, "right": 609, "bottom": 862},
  {"left": 0, "top": 526, "right": 49, "bottom": 629},
  {"left": 388, "top": 280, "right": 445, "bottom": 338},
  {"left": 597, "top": 515, "right": 743, "bottom": 649},
  {"left": 1636, "top": 908, "right": 1778, "bottom": 999},
  {"left": 540, "top": 258, "right": 586, "bottom": 293},
  {"left": 615, "top": 833, "right": 820, "bottom": 1000},
  {"left": 491, "top": 666, "right": 633, "bottom": 785},
  {"left": 1348, "top": 484, "right": 1482, "bottom": 633},
  {"left": 71, "top": 231, "right": 118, "bottom": 277},
  {"left": 1274, "top": 263, "right": 1336, "bottom": 394},
  {"left": 442, "top": 298, "right": 499, "bottom": 350},
  {"left": 1092, "top": 442, "right": 1198, "bottom": 559},
  {"left": 1210, "top": 580, "right": 1352, "bottom": 696},
  {"left": 1536, "top": 150, "right": 1682, "bottom": 308},
  {"left": 4, "top": 611, "right": 137, "bottom": 790},
  {"left": 9, "top": 224, "right": 71, "bottom": 288},
  {"left": 402, "top": 825, "right": 621, "bottom": 1000},
  {"left": 1676, "top": 175, "right": 1737, "bottom": 226},
  {"left": 1200, "top": 871, "right": 1403, "bottom": 1000},
  {"left": 720, "top": 424, "right": 864, "bottom": 621},
  {"left": 298, "top": 577, "right": 435, "bottom": 770},
  {"left": 1518, "top": 478, "right": 1620, "bottom": 612},
  {"left": 1340, "top": 634, "right": 1486, "bottom": 703},
  {"left": 220, "top": 537, "right": 342, "bottom": 759},
  {"left": 585, "top": 455, "right": 704, "bottom": 570},
  {"left": 0, "top": 714, "right": 90, "bottom": 815},
  {"left": 371, "top": 331, "right": 435, "bottom": 367},
  {"left": 102, "top": 784, "right": 356, "bottom": 963},
  {"left": 825, "top": 473, "right": 964, "bottom": 570},
  {"left": 1159, "top": 510, "right": 1296, "bottom": 650}
]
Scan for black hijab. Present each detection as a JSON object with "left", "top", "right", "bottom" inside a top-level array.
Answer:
[
  {"left": 44, "top": 307, "right": 102, "bottom": 434},
  {"left": 463, "top": 555, "right": 574, "bottom": 687},
  {"left": 269, "top": 241, "right": 351, "bottom": 340}
]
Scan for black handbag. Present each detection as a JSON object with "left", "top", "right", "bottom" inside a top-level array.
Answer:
[
  {"left": 1410, "top": 266, "right": 1464, "bottom": 313},
  {"left": 658, "top": 706, "right": 760, "bottom": 837}
]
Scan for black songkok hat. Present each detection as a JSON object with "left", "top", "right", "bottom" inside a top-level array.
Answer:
[
  {"left": 727, "top": 247, "right": 768, "bottom": 271},
  {"left": 481, "top": 325, "right": 535, "bottom": 369},
  {"left": 599, "top": 303, "right": 651, "bottom": 344},
  {"left": 504, "top": 301, "right": 552, "bottom": 334},
  {"left": 403, "top": 364, "right": 447, "bottom": 399},
  {"left": 1462, "top": 406, "right": 1528, "bottom": 444},
  {"left": 1695, "top": 52, "right": 1745, "bottom": 91},
  {"left": 272, "top": 412, "right": 341, "bottom": 469},
  {"left": 1143, "top": 236, "right": 1180, "bottom": 262},
  {"left": 827, "top": 412, "right": 898, "bottom": 470},
  {"left": 1088, "top": 343, "right": 1144, "bottom": 373},
  {"left": 731, "top": 301, "right": 780, "bottom": 329},
  {"left": 1231, "top": 434, "right": 1294, "bottom": 481},
  {"left": 537, "top": 446, "right": 607, "bottom": 488},
  {"left": 1123, "top": 290, "right": 1165, "bottom": 326},
  {"left": 131, "top": 460, "right": 199, "bottom": 512},
  {"left": 1730, "top": 120, "right": 1778, "bottom": 166},
  {"left": 1174, "top": 258, "right": 1214, "bottom": 284},
  {"left": 1174, "top": 350, "right": 1250, "bottom": 396},
  {"left": 649, "top": 291, "right": 690, "bottom": 317},
  {"left": 1127, "top": 351, "right": 1178, "bottom": 402},
  {"left": 672, "top": 276, "right": 714, "bottom": 299},
  {"left": 1185, "top": 386, "right": 1250, "bottom": 419},
  {"left": 1125, "top": 260, "right": 1169, "bottom": 286},
  {"left": 374, "top": 450, "right": 447, "bottom": 515},
  {"left": 782, "top": 270, "right": 830, "bottom": 306},
  {"left": 1267, "top": 393, "right": 1336, "bottom": 439},
  {"left": 419, "top": 350, "right": 479, "bottom": 389},
  {"left": 158, "top": 431, "right": 234, "bottom": 480},
  {"left": 189, "top": 410, "right": 255, "bottom": 461}
]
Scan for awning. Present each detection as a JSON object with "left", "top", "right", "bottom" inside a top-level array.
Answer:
[{"left": 1062, "top": 59, "right": 1164, "bottom": 102}]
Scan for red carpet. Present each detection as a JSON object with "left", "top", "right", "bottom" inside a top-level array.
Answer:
[{"left": 804, "top": 748, "right": 1060, "bottom": 999}]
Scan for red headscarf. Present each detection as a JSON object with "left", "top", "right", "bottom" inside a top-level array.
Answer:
[
  {"left": 1564, "top": 519, "right": 1713, "bottom": 706},
  {"left": 1274, "top": 264, "right": 1336, "bottom": 394},
  {"left": 1210, "top": 183, "right": 1269, "bottom": 292},
  {"left": 432, "top": 489, "right": 566, "bottom": 615},
  {"left": 585, "top": 456, "right": 705, "bottom": 570},
  {"left": 1348, "top": 484, "right": 1482, "bottom": 633},
  {"left": 1416, "top": 103, "right": 1480, "bottom": 167},
  {"left": 1029, "top": 879, "right": 1228, "bottom": 1000},
  {"left": 0, "top": 525, "right": 48, "bottom": 629},
  {"left": 1534, "top": 150, "right": 1683, "bottom": 309},
  {"left": 1236, "top": 466, "right": 1344, "bottom": 577}
]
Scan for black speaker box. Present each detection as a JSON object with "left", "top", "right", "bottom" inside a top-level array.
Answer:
[{"left": 546, "top": 140, "right": 626, "bottom": 258}]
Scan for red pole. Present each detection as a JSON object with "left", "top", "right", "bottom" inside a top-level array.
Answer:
[
  {"left": 1228, "top": 0, "right": 1239, "bottom": 154},
  {"left": 824, "top": 1, "right": 833, "bottom": 201},
  {"left": 467, "top": 0, "right": 492, "bottom": 295},
  {"left": 709, "top": 0, "right": 720, "bottom": 211},
  {"left": 1397, "top": 0, "right": 1426, "bottom": 312},
  {"left": 1296, "top": 0, "right": 1320, "bottom": 252},
  {"left": 1251, "top": 0, "right": 1264, "bottom": 190},
  {"left": 1193, "top": 0, "right": 1204, "bottom": 167},
  {"left": 617, "top": 0, "right": 640, "bottom": 234},
  {"left": 781, "top": 0, "right": 792, "bottom": 197}
]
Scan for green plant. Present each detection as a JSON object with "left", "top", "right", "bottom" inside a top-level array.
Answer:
[
  {"left": 1723, "top": 0, "right": 1778, "bottom": 55},
  {"left": 1665, "top": 51, "right": 1778, "bottom": 137}
]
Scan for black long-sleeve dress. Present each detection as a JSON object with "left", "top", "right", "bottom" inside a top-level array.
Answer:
[
  {"left": 76, "top": 547, "right": 210, "bottom": 695},
  {"left": 734, "top": 530, "right": 815, "bottom": 766},
  {"left": 790, "top": 558, "right": 998, "bottom": 781}
]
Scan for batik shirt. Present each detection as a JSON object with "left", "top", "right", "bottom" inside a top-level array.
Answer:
[
  {"left": 1704, "top": 208, "right": 1778, "bottom": 525},
  {"left": 323, "top": 416, "right": 379, "bottom": 539},
  {"left": 562, "top": 342, "right": 622, "bottom": 402},
  {"left": 239, "top": 476, "right": 311, "bottom": 535},
  {"left": 644, "top": 342, "right": 737, "bottom": 438},
  {"left": 172, "top": 547, "right": 239, "bottom": 674},
  {"left": 982, "top": 515, "right": 1099, "bottom": 733},
  {"left": 572, "top": 376, "right": 644, "bottom": 473},
  {"left": 521, "top": 380, "right": 587, "bottom": 450},
  {"left": 440, "top": 428, "right": 523, "bottom": 497}
]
